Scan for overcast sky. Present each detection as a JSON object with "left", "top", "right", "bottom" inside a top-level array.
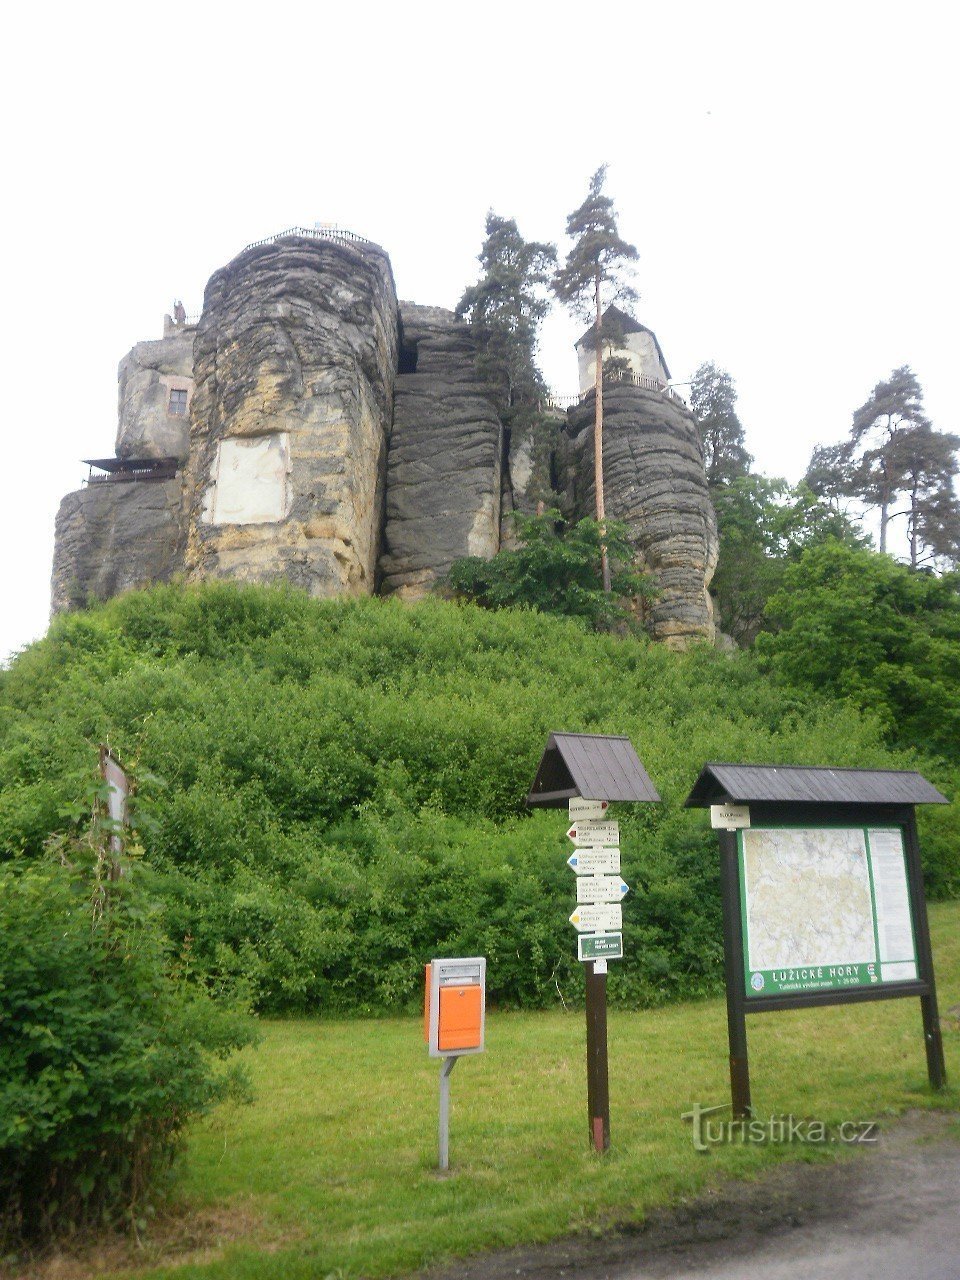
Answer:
[{"left": 3, "top": 1, "right": 957, "bottom": 663}]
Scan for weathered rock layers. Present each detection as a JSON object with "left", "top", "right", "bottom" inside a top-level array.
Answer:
[
  {"left": 51, "top": 232, "right": 720, "bottom": 649},
  {"left": 116, "top": 326, "right": 195, "bottom": 462},
  {"left": 561, "top": 386, "right": 719, "bottom": 648},
  {"left": 184, "top": 236, "right": 398, "bottom": 596},
  {"left": 51, "top": 479, "right": 183, "bottom": 614},
  {"left": 378, "top": 304, "right": 503, "bottom": 597}
]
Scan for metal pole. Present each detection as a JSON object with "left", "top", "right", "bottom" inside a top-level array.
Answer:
[
  {"left": 585, "top": 961, "right": 611, "bottom": 1151},
  {"left": 438, "top": 1055, "right": 458, "bottom": 1170},
  {"left": 719, "top": 828, "right": 752, "bottom": 1118}
]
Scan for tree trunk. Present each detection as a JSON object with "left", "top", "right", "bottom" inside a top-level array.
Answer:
[
  {"left": 594, "top": 269, "right": 611, "bottom": 593},
  {"left": 909, "top": 482, "right": 920, "bottom": 569}
]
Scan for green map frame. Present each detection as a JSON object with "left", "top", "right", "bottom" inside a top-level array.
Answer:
[{"left": 738, "top": 824, "right": 920, "bottom": 1000}]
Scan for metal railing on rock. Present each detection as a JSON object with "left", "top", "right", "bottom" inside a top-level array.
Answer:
[
  {"left": 542, "top": 372, "right": 687, "bottom": 414},
  {"left": 242, "top": 225, "right": 374, "bottom": 253}
]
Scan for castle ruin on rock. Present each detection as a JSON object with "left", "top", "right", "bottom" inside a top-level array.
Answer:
[{"left": 52, "top": 228, "right": 719, "bottom": 648}]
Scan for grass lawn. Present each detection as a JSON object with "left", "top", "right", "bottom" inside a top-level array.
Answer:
[{"left": 128, "top": 902, "right": 960, "bottom": 1279}]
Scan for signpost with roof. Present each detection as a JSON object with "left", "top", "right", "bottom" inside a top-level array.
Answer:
[
  {"left": 527, "top": 732, "right": 660, "bottom": 1152},
  {"left": 685, "top": 763, "right": 949, "bottom": 1117}
]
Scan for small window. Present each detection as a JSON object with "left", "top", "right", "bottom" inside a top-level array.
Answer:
[{"left": 168, "top": 388, "right": 188, "bottom": 416}]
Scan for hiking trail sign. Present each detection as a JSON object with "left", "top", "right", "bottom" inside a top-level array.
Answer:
[{"left": 526, "top": 732, "right": 661, "bottom": 1154}]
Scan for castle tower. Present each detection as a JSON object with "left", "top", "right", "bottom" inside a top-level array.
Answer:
[{"left": 575, "top": 305, "right": 671, "bottom": 394}]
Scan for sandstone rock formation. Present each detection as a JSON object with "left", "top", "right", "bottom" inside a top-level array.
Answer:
[
  {"left": 116, "top": 325, "right": 195, "bottom": 462},
  {"left": 378, "top": 304, "right": 503, "bottom": 597},
  {"left": 51, "top": 478, "right": 183, "bottom": 613},
  {"left": 51, "top": 228, "right": 721, "bottom": 651},
  {"left": 560, "top": 385, "right": 719, "bottom": 647},
  {"left": 183, "top": 235, "right": 398, "bottom": 597}
]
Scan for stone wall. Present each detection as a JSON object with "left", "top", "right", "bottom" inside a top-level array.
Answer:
[
  {"left": 560, "top": 385, "right": 718, "bottom": 647},
  {"left": 183, "top": 236, "right": 398, "bottom": 597},
  {"left": 378, "top": 303, "right": 503, "bottom": 597},
  {"left": 116, "top": 326, "right": 196, "bottom": 462}
]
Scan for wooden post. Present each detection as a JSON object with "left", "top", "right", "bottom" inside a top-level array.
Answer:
[
  {"left": 904, "top": 813, "right": 947, "bottom": 1090},
  {"left": 585, "top": 960, "right": 611, "bottom": 1151},
  {"left": 719, "top": 828, "right": 752, "bottom": 1118}
]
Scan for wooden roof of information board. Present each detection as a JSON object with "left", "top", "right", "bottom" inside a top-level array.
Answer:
[
  {"left": 684, "top": 763, "right": 949, "bottom": 808},
  {"left": 526, "top": 732, "right": 661, "bottom": 807}
]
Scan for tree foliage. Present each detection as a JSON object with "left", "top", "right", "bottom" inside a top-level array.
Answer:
[
  {"left": 711, "top": 476, "right": 865, "bottom": 645},
  {"left": 757, "top": 541, "right": 960, "bottom": 763},
  {"left": 455, "top": 211, "right": 555, "bottom": 417},
  {"left": 0, "top": 770, "right": 255, "bottom": 1249},
  {"left": 552, "top": 166, "right": 639, "bottom": 321},
  {"left": 553, "top": 166, "right": 639, "bottom": 591},
  {"left": 4, "top": 583, "right": 954, "bottom": 1027},
  {"left": 806, "top": 366, "right": 960, "bottom": 564},
  {"left": 690, "top": 361, "right": 752, "bottom": 487},
  {"left": 446, "top": 509, "right": 654, "bottom": 631}
]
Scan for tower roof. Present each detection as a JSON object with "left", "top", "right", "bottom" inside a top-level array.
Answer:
[{"left": 575, "top": 305, "right": 671, "bottom": 380}]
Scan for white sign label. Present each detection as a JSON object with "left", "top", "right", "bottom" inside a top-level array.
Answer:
[
  {"left": 711, "top": 804, "right": 751, "bottom": 830},
  {"left": 569, "top": 903, "right": 623, "bottom": 932},
  {"left": 567, "top": 820, "right": 620, "bottom": 848},
  {"left": 576, "top": 875, "right": 629, "bottom": 904},
  {"left": 567, "top": 848, "right": 621, "bottom": 876},
  {"left": 569, "top": 797, "right": 609, "bottom": 821}
]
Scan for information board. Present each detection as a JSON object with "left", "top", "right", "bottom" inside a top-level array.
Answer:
[{"left": 739, "top": 826, "right": 918, "bottom": 999}]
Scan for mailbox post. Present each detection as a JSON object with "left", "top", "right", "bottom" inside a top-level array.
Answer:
[{"left": 424, "top": 957, "right": 486, "bottom": 1170}]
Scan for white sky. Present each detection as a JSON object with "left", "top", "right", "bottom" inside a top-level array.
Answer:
[{"left": 3, "top": 1, "right": 957, "bottom": 663}]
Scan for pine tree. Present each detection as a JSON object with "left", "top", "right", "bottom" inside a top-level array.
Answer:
[
  {"left": 689, "top": 361, "right": 752, "bottom": 487},
  {"left": 455, "top": 212, "right": 556, "bottom": 418},
  {"left": 805, "top": 366, "right": 960, "bottom": 566},
  {"left": 849, "top": 365, "right": 931, "bottom": 553},
  {"left": 553, "top": 166, "right": 638, "bottom": 592}
]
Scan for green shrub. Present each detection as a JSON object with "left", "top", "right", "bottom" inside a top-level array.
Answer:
[
  {"left": 0, "top": 583, "right": 955, "bottom": 1020},
  {"left": 0, "top": 824, "right": 256, "bottom": 1248},
  {"left": 446, "top": 509, "right": 654, "bottom": 631}
]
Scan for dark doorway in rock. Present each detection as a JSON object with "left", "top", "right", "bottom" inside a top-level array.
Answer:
[{"left": 398, "top": 337, "right": 419, "bottom": 374}]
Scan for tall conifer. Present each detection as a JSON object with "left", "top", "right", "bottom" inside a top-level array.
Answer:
[{"left": 553, "top": 167, "right": 638, "bottom": 592}]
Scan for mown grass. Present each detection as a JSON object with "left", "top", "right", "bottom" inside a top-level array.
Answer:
[{"left": 121, "top": 901, "right": 960, "bottom": 1280}]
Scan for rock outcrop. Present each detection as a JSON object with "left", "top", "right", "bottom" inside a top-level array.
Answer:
[
  {"left": 560, "top": 385, "right": 719, "bottom": 647},
  {"left": 51, "top": 478, "right": 184, "bottom": 613},
  {"left": 50, "top": 229, "right": 722, "bottom": 651},
  {"left": 378, "top": 304, "right": 503, "bottom": 597},
  {"left": 116, "top": 326, "right": 195, "bottom": 462},
  {"left": 183, "top": 235, "right": 398, "bottom": 597}
]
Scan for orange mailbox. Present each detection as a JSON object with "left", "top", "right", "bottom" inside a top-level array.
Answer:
[{"left": 424, "top": 957, "right": 486, "bottom": 1058}]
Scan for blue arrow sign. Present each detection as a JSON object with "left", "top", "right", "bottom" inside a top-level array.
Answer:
[{"left": 567, "top": 849, "right": 621, "bottom": 875}]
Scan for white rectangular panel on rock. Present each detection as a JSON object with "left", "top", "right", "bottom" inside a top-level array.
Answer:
[{"left": 202, "top": 434, "right": 292, "bottom": 526}]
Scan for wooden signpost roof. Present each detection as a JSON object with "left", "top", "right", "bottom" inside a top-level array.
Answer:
[
  {"left": 684, "top": 762, "right": 949, "bottom": 808},
  {"left": 526, "top": 732, "right": 661, "bottom": 808}
]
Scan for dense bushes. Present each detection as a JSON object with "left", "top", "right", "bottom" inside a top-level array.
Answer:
[
  {"left": 446, "top": 510, "right": 654, "bottom": 630},
  {"left": 757, "top": 542, "right": 960, "bottom": 759},
  {"left": 1, "top": 583, "right": 956, "bottom": 1017},
  {"left": 0, "top": 821, "right": 255, "bottom": 1247}
]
